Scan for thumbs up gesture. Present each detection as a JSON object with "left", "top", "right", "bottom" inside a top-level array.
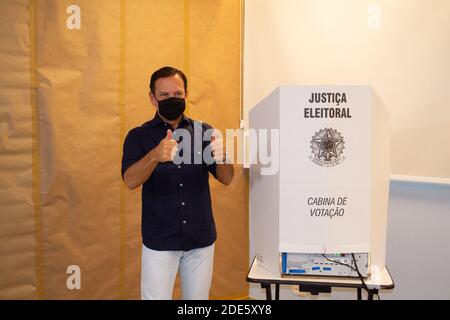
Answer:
[
  {"left": 211, "top": 129, "right": 226, "bottom": 164},
  {"left": 156, "top": 129, "right": 178, "bottom": 162}
]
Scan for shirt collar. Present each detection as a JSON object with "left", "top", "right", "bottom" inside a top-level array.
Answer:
[{"left": 148, "top": 112, "right": 191, "bottom": 129}]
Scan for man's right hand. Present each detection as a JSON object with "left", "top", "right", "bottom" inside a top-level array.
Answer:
[{"left": 156, "top": 129, "right": 178, "bottom": 162}]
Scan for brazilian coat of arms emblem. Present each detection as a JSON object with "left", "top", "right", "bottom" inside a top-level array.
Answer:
[{"left": 309, "top": 128, "right": 345, "bottom": 167}]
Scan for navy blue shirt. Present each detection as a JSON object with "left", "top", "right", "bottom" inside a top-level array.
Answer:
[{"left": 121, "top": 113, "right": 218, "bottom": 251}]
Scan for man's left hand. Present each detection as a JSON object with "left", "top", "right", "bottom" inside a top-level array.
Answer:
[{"left": 211, "top": 129, "right": 226, "bottom": 164}]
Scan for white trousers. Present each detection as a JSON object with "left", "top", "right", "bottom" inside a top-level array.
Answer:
[{"left": 141, "top": 243, "right": 215, "bottom": 300}]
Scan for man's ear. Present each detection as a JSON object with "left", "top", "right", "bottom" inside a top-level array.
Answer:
[{"left": 149, "top": 92, "right": 157, "bottom": 107}]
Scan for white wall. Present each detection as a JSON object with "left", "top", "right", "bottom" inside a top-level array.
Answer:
[
  {"left": 244, "top": 0, "right": 450, "bottom": 179},
  {"left": 249, "top": 181, "right": 450, "bottom": 300}
]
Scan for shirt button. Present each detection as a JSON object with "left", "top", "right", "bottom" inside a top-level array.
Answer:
[
  {"left": 179, "top": 183, "right": 183, "bottom": 187},
  {"left": 181, "top": 202, "right": 185, "bottom": 206},
  {"left": 178, "top": 165, "right": 181, "bottom": 169},
  {"left": 182, "top": 220, "right": 187, "bottom": 224}
]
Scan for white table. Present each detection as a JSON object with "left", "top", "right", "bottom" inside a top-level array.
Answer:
[{"left": 246, "top": 257, "right": 395, "bottom": 300}]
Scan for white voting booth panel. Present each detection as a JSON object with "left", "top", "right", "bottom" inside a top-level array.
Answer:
[{"left": 249, "top": 86, "right": 390, "bottom": 278}]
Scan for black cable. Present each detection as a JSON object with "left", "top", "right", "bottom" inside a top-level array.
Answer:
[
  {"left": 320, "top": 254, "right": 357, "bottom": 271},
  {"left": 351, "top": 253, "right": 370, "bottom": 294},
  {"left": 320, "top": 253, "right": 370, "bottom": 295}
]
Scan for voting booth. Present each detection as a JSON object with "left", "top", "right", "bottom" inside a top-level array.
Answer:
[{"left": 249, "top": 86, "right": 390, "bottom": 278}]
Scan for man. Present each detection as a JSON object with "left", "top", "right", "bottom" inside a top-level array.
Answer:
[{"left": 121, "top": 66, "right": 234, "bottom": 300}]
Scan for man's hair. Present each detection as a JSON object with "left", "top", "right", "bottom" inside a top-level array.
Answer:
[{"left": 149, "top": 66, "right": 188, "bottom": 95}]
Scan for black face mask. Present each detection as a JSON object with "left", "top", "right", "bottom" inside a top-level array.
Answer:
[{"left": 157, "top": 97, "right": 186, "bottom": 121}]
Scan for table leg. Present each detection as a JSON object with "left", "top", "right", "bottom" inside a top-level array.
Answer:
[
  {"left": 261, "top": 283, "right": 272, "bottom": 300},
  {"left": 368, "top": 289, "right": 378, "bottom": 300},
  {"left": 357, "top": 288, "right": 362, "bottom": 300}
]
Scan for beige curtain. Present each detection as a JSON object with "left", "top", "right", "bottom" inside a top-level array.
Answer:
[{"left": 0, "top": 0, "right": 247, "bottom": 299}]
